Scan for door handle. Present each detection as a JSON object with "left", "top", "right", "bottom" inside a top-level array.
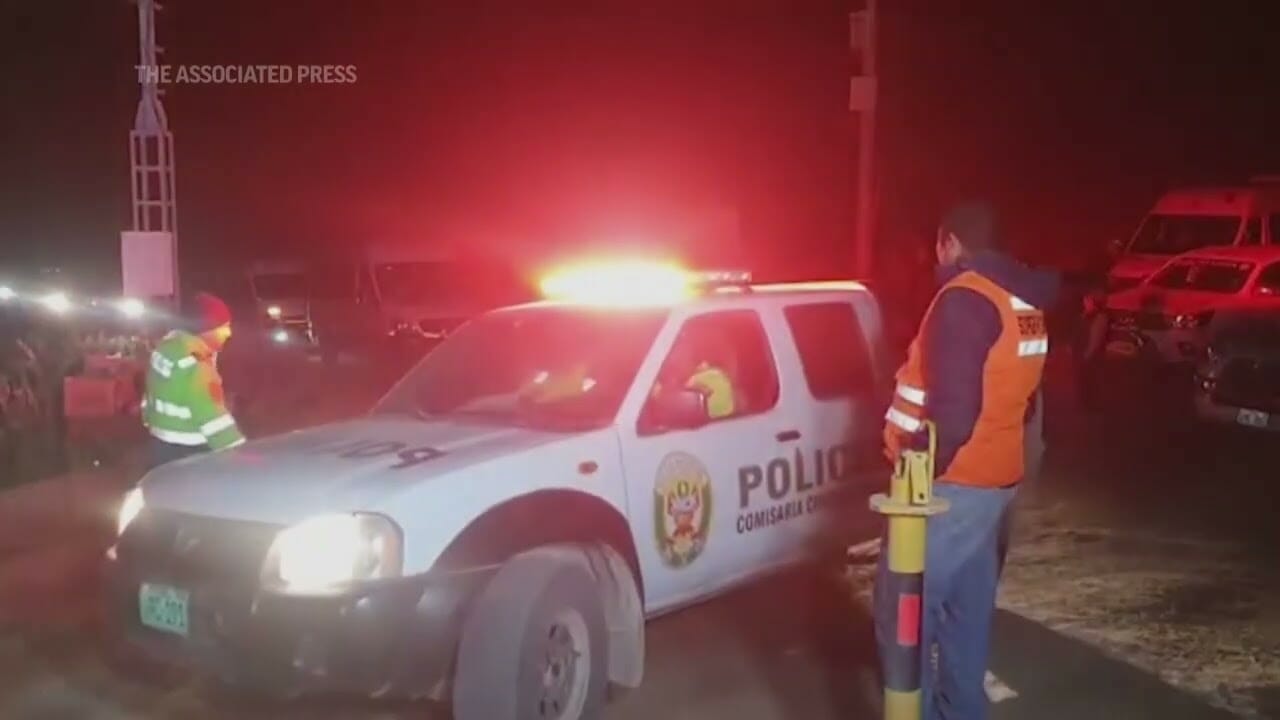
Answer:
[{"left": 776, "top": 429, "right": 801, "bottom": 442}]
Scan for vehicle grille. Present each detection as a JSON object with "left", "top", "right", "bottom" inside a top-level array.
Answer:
[
  {"left": 118, "top": 510, "right": 281, "bottom": 586},
  {"left": 1213, "top": 358, "right": 1280, "bottom": 412},
  {"left": 115, "top": 511, "right": 283, "bottom": 650}
]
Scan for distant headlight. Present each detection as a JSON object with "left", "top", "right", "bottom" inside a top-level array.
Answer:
[
  {"left": 40, "top": 291, "right": 71, "bottom": 314},
  {"left": 117, "top": 487, "right": 145, "bottom": 537},
  {"left": 263, "top": 513, "right": 403, "bottom": 594},
  {"left": 116, "top": 298, "right": 146, "bottom": 318},
  {"left": 266, "top": 305, "right": 282, "bottom": 319},
  {"left": 0, "top": 286, "right": 15, "bottom": 301},
  {"left": 271, "top": 328, "right": 290, "bottom": 344}
]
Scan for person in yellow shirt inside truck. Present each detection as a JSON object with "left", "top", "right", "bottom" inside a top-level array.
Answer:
[
  {"left": 651, "top": 331, "right": 737, "bottom": 420},
  {"left": 142, "top": 293, "right": 246, "bottom": 470},
  {"left": 523, "top": 334, "right": 737, "bottom": 421},
  {"left": 878, "top": 202, "right": 1059, "bottom": 720}
]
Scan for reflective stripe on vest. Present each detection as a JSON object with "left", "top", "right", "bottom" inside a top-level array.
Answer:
[
  {"left": 886, "top": 406, "right": 923, "bottom": 433},
  {"left": 200, "top": 414, "right": 235, "bottom": 437},
  {"left": 149, "top": 426, "right": 208, "bottom": 446},
  {"left": 1018, "top": 338, "right": 1049, "bottom": 357},
  {"left": 895, "top": 382, "right": 926, "bottom": 405},
  {"left": 883, "top": 270, "right": 1048, "bottom": 487},
  {"left": 153, "top": 399, "right": 193, "bottom": 420}
]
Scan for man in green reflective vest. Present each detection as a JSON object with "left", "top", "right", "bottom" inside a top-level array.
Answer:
[{"left": 143, "top": 293, "right": 245, "bottom": 469}]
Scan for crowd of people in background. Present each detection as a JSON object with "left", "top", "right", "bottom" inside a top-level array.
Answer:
[{"left": 0, "top": 308, "right": 154, "bottom": 485}]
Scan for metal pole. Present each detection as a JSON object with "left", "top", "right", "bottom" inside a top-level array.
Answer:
[
  {"left": 128, "top": 0, "right": 179, "bottom": 305},
  {"left": 852, "top": 0, "right": 879, "bottom": 278},
  {"left": 871, "top": 420, "right": 949, "bottom": 719}
]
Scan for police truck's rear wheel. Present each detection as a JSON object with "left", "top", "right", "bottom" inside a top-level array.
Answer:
[{"left": 452, "top": 549, "right": 606, "bottom": 720}]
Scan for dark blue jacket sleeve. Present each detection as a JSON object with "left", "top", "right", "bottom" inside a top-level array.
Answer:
[{"left": 922, "top": 287, "right": 1001, "bottom": 475}]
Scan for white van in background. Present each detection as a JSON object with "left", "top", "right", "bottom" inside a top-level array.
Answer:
[
  {"left": 307, "top": 244, "right": 532, "bottom": 361},
  {"left": 1108, "top": 179, "right": 1280, "bottom": 291}
]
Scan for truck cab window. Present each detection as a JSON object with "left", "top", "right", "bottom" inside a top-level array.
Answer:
[
  {"left": 647, "top": 310, "right": 779, "bottom": 424},
  {"left": 783, "top": 302, "right": 874, "bottom": 399}
]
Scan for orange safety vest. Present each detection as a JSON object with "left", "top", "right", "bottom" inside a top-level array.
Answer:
[{"left": 883, "top": 270, "right": 1048, "bottom": 488}]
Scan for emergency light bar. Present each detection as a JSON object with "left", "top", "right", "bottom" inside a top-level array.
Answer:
[{"left": 539, "top": 261, "right": 752, "bottom": 306}]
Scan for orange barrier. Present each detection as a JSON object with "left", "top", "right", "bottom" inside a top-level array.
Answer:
[{"left": 63, "top": 356, "right": 143, "bottom": 420}]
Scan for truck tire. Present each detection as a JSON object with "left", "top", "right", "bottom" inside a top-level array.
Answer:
[{"left": 453, "top": 549, "right": 607, "bottom": 720}]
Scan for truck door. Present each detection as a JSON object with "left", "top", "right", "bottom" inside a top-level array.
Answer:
[
  {"left": 618, "top": 308, "right": 792, "bottom": 613},
  {"left": 775, "top": 298, "right": 886, "bottom": 551}
]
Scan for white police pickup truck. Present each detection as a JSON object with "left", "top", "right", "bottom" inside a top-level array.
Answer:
[{"left": 107, "top": 264, "right": 890, "bottom": 720}]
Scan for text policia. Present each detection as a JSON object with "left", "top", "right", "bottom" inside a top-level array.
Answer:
[{"left": 736, "top": 442, "right": 862, "bottom": 534}]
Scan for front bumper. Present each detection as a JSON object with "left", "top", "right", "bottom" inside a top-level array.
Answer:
[
  {"left": 1192, "top": 389, "right": 1274, "bottom": 427},
  {"left": 105, "top": 510, "right": 493, "bottom": 699}
]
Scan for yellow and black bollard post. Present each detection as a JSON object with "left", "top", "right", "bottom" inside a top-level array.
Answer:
[{"left": 870, "top": 420, "right": 950, "bottom": 720}]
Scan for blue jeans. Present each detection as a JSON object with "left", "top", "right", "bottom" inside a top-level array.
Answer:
[{"left": 875, "top": 481, "right": 1017, "bottom": 720}]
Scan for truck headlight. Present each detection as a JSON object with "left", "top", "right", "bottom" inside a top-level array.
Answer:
[
  {"left": 117, "top": 487, "right": 145, "bottom": 536},
  {"left": 1171, "top": 311, "right": 1214, "bottom": 329},
  {"left": 263, "top": 513, "right": 403, "bottom": 593}
]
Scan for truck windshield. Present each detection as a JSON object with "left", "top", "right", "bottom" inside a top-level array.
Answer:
[
  {"left": 252, "top": 273, "right": 307, "bottom": 300},
  {"left": 308, "top": 265, "right": 356, "bottom": 300},
  {"left": 1129, "top": 214, "right": 1241, "bottom": 255},
  {"left": 375, "top": 262, "right": 468, "bottom": 305},
  {"left": 375, "top": 306, "right": 667, "bottom": 431},
  {"left": 1149, "top": 259, "right": 1254, "bottom": 294}
]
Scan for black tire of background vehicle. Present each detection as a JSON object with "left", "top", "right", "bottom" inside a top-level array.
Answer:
[{"left": 452, "top": 549, "right": 607, "bottom": 720}]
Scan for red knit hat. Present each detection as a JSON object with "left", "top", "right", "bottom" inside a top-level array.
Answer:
[{"left": 193, "top": 292, "right": 232, "bottom": 332}]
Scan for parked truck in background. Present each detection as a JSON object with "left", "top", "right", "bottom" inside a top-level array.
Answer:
[
  {"left": 246, "top": 260, "right": 313, "bottom": 346},
  {"left": 307, "top": 244, "right": 532, "bottom": 364}
]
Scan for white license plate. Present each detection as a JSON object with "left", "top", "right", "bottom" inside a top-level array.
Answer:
[
  {"left": 1236, "top": 408, "right": 1270, "bottom": 428},
  {"left": 138, "top": 582, "right": 190, "bottom": 636}
]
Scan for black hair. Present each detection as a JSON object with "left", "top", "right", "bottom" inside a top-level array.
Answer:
[{"left": 939, "top": 201, "right": 1004, "bottom": 253}]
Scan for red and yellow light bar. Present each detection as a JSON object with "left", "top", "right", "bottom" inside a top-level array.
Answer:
[{"left": 539, "top": 261, "right": 751, "bottom": 306}]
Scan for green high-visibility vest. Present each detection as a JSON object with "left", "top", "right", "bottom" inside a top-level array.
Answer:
[{"left": 142, "top": 331, "right": 245, "bottom": 450}]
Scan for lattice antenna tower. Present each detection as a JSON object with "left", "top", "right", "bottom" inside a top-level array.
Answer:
[{"left": 129, "top": 0, "right": 179, "bottom": 297}]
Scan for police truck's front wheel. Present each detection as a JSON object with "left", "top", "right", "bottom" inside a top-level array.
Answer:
[{"left": 452, "top": 549, "right": 607, "bottom": 720}]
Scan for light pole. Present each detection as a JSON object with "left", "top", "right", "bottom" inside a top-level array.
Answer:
[
  {"left": 124, "top": 0, "right": 180, "bottom": 304},
  {"left": 850, "top": 0, "right": 879, "bottom": 277}
]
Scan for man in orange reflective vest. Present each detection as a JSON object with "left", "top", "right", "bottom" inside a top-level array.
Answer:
[{"left": 876, "top": 202, "right": 1059, "bottom": 719}]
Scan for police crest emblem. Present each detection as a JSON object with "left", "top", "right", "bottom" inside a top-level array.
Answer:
[{"left": 653, "top": 452, "right": 712, "bottom": 568}]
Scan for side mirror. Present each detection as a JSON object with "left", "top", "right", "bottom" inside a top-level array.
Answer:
[
  {"left": 646, "top": 388, "right": 710, "bottom": 432},
  {"left": 1107, "top": 236, "right": 1127, "bottom": 258}
]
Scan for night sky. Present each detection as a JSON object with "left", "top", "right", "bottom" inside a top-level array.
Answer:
[{"left": 3, "top": 0, "right": 1280, "bottom": 288}]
